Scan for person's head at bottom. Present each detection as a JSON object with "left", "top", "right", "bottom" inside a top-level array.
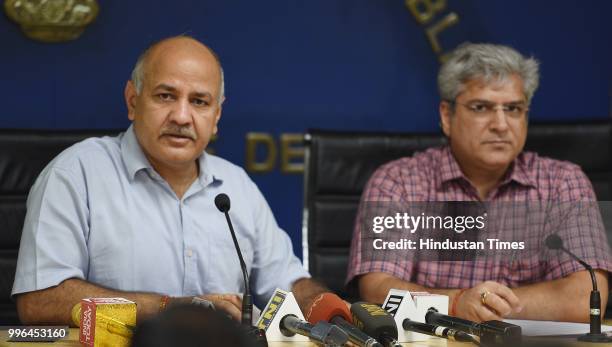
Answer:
[{"left": 131, "top": 304, "right": 251, "bottom": 347}]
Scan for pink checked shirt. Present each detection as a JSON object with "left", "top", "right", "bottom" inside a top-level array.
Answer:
[{"left": 346, "top": 146, "right": 612, "bottom": 289}]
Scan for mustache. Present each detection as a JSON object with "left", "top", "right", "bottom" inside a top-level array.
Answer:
[
  {"left": 482, "top": 139, "right": 511, "bottom": 143},
  {"left": 160, "top": 125, "right": 197, "bottom": 140}
]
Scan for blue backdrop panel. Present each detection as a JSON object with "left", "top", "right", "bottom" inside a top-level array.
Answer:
[{"left": 1, "top": 0, "right": 610, "bottom": 258}]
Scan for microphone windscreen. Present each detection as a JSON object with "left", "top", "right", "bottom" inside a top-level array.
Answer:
[
  {"left": 214, "top": 193, "right": 231, "bottom": 212},
  {"left": 350, "top": 302, "right": 398, "bottom": 339},
  {"left": 305, "top": 293, "right": 352, "bottom": 324},
  {"left": 425, "top": 309, "right": 440, "bottom": 324},
  {"left": 545, "top": 234, "right": 563, "bottom": 250}
]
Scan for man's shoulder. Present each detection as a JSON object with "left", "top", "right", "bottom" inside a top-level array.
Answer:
[
  {"left": 205, "top": 153, "right": 246, "bottom": 173},
  {"left": 520, "top": 151, "right": 586, "bottom": 180},
  {"left": 364, "top": 147, "right": 444, "bottom": 200},
  {"left": 519, "top": 151, "right": 595, "bottom": 199},
  {"left": 204, "top": 154, "right": 268, "bottom": 209},
  {"left": 372, "top": 146, "right": 444, "bottom": 178},
  {"left": 47, "top": 134, "right": 122, "bottom": 172},
  {"left": 204, "top": 154, "right": 253, "bottom": 183}
]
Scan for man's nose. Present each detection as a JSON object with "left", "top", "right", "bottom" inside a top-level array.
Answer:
[
  {"left": 168, "top": 98, "right": 192, "bottom": 124},
  {"left": 489, "top": 107, "right": 509, "bottom": 132}
]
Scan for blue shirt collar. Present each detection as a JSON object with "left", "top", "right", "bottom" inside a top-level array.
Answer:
[
  {"left": 197, "top": 152, "right": 222, "bottom": 187},
  {"left": 121, "top": 125, "right": 153, "bottom": 180},
  {"left": 120, "top": 125, "right": 222, "bottom": 186}
]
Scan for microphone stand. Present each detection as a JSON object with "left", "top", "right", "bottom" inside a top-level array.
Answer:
[
  {"left": 546, "top": 234, "right": 612, "bottom": 343},
  {"left": 221, "top": 209, "right": 252, "bottom": 325},
  {"left": 215, "top": 194, "right": 267, "bottom": 346}
]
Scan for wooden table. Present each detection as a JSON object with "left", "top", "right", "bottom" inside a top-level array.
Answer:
[
  {"left": 1, "top": 327, "right": 611, "bottom": 346},
  {"left": 0, "top": 328, "right": 445, "bottom": 346}
]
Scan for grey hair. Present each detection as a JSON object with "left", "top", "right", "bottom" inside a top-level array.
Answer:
[
  {"left": 438, "top": 43, "right": 539, "bottom": 104},
  {"left": 130, "top": 36, "right": 225, "bottom": 103}
]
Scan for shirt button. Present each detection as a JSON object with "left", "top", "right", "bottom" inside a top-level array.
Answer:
[{"left": 186, "top": 249, "right": 193, "bottom": 258}]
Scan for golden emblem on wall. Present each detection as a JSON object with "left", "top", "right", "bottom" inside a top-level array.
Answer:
[{"left": 4, "top": 0, "right": 99, "bottom": 42}]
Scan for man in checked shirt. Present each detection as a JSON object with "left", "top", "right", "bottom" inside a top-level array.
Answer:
[{"left": 346, "top": 43, "right": 612, "bottom": 323}]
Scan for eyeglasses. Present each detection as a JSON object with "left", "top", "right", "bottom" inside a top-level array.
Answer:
[{"left": 447, "top": 100, "right": 529, "bottom": 119}]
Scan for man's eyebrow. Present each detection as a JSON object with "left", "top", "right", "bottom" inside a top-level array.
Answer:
[
  {"left": 151, "top": 84, "right": 213, "bottom": 99},
  {"left": 503, "top": 100, "right": 528, "bottom": 105},
  {"left": 191, "top": 91, "right": 213, "bottom": 99},
  {"left": 153, "top": 84, "right": 178, "bottom": 92},
  {"left": 465, "top": 99, "right": 526, "bottom": 105},
  {"left": 465, "top": 99, "right": 495, "bottom": 104}
]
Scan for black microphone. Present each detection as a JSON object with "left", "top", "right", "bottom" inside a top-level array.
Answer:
[
  {"left": 215, "top": 194, "right": 267, "bottom": 347},
  {"left": 425, "top": 309, "right": 521, "bottom": 345},
  {"left": 350, "top": 302, "right": 401, "bottom": 347},
  {"left": 305, "top": 293, "right": 382, "bottom": 347},
  {"left": 214, "top": 193, "right": 252, "bottom": 326},
  {"left": 545, "top": 234, "right": 612, "bottom": 343},
  {"left": 279, "top": 314, "right": 348, "bottom": 346},
  {"left": 402, "top": 318, "right": 475, "bottom": 343},
  {"left": 333, "top": 318, "right": 383, "bottom": 347}
]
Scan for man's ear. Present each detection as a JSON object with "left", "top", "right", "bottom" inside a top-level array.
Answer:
[
  {"left": 439, "top": 101, "right": 452, "bottom": 137},
  {"left": 125, "top": 81, "right": 138, "bottom": 121},
  {"left": 212, "top": 96, "right": 225, "bottom": 135}
]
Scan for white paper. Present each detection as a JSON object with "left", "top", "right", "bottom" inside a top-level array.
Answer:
[{"left": 504, "top": 319, "right": 612, "bottom": 337}]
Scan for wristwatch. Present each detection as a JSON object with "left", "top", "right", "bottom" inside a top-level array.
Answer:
[{"left": 191, "top": 297, "right": 216, "bottom": 310}]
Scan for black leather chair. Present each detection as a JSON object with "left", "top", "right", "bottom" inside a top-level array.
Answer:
[
  {"left": 0, "top": 129, "right": 120, "bottom": 324},
  {"left": 302, "top": 122, "right": 612, "bottom": 301}
]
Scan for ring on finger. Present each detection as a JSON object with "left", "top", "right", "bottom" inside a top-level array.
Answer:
[{"left": 480, "top": 290, "right": 490, "bottom": 305}]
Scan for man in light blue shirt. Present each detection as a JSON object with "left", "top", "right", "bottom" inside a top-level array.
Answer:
[{"left": 12, "top": 36, "right": 324, "bottom": 325}]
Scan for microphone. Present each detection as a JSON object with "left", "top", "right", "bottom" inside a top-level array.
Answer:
[
  {"left": 425, "top": 309, "right": 521, "bottom": 345},
  {"left": 214, "top": 192, "right": 231, "bottom": 213},
  {"left": 214, "top": 193, "right": 252, "bottom": 326},
  {"left": 351, "top": 302, "right": 401, "bottom": 347},
  {"left": 402, "top": 318, "right": 475, "bottom": 343},
  {"left": 545, "top": 234, "right": 612, "bottom": 343},
  {"left": 279, "top": 314, "right": 348, "bottom": 346},
  {"left": 306, "top": 293, "right": 382, "bottom": 347},
  {"left": 215, "top": 193, "right": 268, "bottom": 347}
]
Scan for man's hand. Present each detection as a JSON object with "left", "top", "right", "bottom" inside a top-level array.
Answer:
[
  {"left": 456, "top": 281, "right": 522, "bottom": 322},
  {"left": 292, "top": 278, "right": 329, "bottom": 313},
  {"left": 171, "top": 294, "right": 243, "bottom": 322},
  {"left": 200, "top": 293, "right": 243, "bottom": 321}
]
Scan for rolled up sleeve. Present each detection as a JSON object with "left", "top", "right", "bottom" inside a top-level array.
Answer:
[{"left": 12, "top": 165, "right": 90, "bottom": 296}]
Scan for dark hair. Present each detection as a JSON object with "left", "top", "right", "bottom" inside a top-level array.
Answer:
[{"left": 131, "top": 305, "right": 251, "bottom": 347}]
